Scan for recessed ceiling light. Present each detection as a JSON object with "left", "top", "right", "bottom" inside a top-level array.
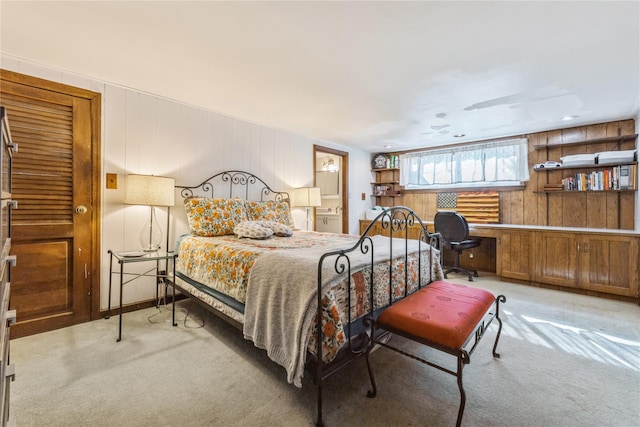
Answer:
[
  {"left": 561, "top": 115, "right": 579, "bottom": 121},
  {"left": 453, "top": 133, "right": 465, "bottom": 138},
  {"left": 384, "top": 144, "right": 392, "bottom": 149}
]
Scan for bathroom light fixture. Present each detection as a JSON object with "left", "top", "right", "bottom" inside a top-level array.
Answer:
[
  {"left": 454, "top": 133, "right": 466, "bottom": 138},
  {"left": 322, "top": 158, "right": 339, "bottom": 173}
]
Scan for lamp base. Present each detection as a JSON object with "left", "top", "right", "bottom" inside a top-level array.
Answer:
[
  {"left": 140, "top": 206, "right": 163, "bottom": 252},
  {"left": 306, "top": 207, "right": 312, "bottom": 231}
]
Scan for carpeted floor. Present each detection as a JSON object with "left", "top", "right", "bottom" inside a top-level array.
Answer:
[{"left": 10, "top": 274, "right": 640, "bottom": 426}]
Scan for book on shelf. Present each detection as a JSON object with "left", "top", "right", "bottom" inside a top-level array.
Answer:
[
  {"left": 558, "top": 164, "right": 637, "bottom": 191},
  {"left": 620, "top": 165, "right": 629, "bottom": 190}
]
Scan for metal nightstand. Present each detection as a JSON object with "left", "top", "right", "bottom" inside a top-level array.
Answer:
[{"left": 106, "top": 250, "right": 178, "bottom": 341}]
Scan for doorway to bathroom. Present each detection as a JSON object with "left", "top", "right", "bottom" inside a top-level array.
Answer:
[{"left": 313, "top": 145, "right": 348, "bottom": 233}]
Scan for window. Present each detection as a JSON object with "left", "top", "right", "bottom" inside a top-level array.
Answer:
[{"left": 399, "top": 138, "right": 529, "bottom": 189}]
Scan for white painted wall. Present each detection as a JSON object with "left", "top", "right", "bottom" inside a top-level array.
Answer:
[{"left": 1, "top": 55, "right": 372, "bottom": 310}]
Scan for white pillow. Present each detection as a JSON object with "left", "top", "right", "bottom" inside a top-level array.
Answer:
[
  {"left": 233, "top": 220, "right": 293, "bottom": 239},
  {"left": 263, "top": 220, "right": 293, "bottom": 237},
  {"left": 233, "top": 221, "right": 274, "bottom": 239}
]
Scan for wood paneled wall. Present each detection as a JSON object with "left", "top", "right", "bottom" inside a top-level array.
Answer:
[{"left": 400, "top": 119, "right": 637, "bottom": 229}]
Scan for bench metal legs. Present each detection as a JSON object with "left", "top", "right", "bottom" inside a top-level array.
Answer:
[{"left": 365, "top": 294, "right": 506, "bottom": 426}]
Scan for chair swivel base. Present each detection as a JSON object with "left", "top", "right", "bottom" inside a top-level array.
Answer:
[{"left": 443, "top": 266, "right": 479, "bottom": 282}]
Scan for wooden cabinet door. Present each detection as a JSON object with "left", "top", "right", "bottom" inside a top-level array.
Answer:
[
  {"left": 579, "top": 234, "right": 639, "bottom": 297},
  {"left": 316, "top": 215, "right": 341, "bottom": 233},
  {"left": 535, "top": 232, "right": 579, "bottom": 287},
  {"left": 497, "top": 231, "right": 532, "bottom": 281},
  {"left": 360, "top": 220, "right": 373, "bottom": 235}
]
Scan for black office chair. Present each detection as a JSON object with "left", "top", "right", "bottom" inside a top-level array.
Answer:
[{"left": 434, "top": 211, "right": 481, "bottom": 281}]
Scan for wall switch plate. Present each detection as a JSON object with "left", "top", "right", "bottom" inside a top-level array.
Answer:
[
  {"left": 361, "top": 192, "right": 366, "bottom": 200},
  {"left": 106, "top": 173, "right": 118, "bottom": 189}
]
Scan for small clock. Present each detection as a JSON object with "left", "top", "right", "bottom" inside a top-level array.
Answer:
[{"left": 372, "top": 154, "right": 388, "bottom": 169}]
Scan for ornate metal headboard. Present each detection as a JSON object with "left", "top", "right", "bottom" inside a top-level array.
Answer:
[{"left": 175, "top": 170, "right": 289, "bottom": 202}]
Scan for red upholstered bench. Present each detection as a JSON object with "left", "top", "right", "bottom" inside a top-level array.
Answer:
[{"left": 365, "top": 280, "right": 506, "bottom": 427}]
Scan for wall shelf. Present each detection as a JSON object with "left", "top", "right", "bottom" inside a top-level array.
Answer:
[
  {"left": 371, "top": 161, "right": 402, "bottom": 201},
  {"left": 535, "top": 189, "right": 636, "bottom": 194},
  {"left": 534, "top": 161, "right": 637, "bottom": 172},
  {"left": 533, "top": 134, "right": 637, "bottom": 151},
  {"left": 533, "top": 133, "right": 637, "bottom": 192}
]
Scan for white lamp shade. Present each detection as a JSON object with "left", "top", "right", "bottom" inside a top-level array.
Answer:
[
  {"left": 292, "top": 187, "right": 322, "bottom": 207},
  {"left": 124, "top": 174, "right": 175, "bottom": 207}
]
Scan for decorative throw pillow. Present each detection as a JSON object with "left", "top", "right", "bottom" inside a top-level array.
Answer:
[
  {"left": 233, "top": 221, "right": 274, "bottom": 239},
  {"left": 184, "top": 197, "right": 246, "bottom": 236},
  {"left": 260, "top": 220, "right": 293, "bottom": 237},
  {"left": 232, "top": 221, "right": 293, "bottom": 239},
  {"left": 245, "top": 200, "right": 294, "bottom": 226}
]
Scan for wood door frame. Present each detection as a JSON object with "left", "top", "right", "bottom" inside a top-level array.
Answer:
[
  {"left": 313, "top": 145, "right": 349, "bottom": 233},
  {"left": 1, "top": 69, "right": 102, "bottom": 322}
]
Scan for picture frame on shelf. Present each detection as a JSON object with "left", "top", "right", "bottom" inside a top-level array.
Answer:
[{"left": 372, "top": 153, "right": 388, "bottom": 169}]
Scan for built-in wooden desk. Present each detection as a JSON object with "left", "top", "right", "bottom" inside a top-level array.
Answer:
[{"left": 359, "top": 219, "right": 640, "bottom": 302}]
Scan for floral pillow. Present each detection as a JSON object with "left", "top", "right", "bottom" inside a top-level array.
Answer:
[
  {"left": 184, "top": 197, "right": 247, "bottom": 236},
  {"left": 245, "top": 200, "right": 294, "bottom": 226}
]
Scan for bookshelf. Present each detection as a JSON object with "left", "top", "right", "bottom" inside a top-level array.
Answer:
[
  {"left": 533, "top": 133, "right": 638, "bottom": 193},
  {"left": 370, "top": 153, "right": 402, "bottom": 206},
  {"left": 371, "top": 167, "right": 402, "bottom": 203},
  {"left": 537, "top": 163, "right": 637, "bottom": 192}
]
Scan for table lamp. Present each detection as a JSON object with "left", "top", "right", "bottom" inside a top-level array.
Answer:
[
  {"left": 292, "top": 187, "right": 322, "bottom": 231},
  {"left": 124, "top": 174, "right": 175, "bottom": 251}
]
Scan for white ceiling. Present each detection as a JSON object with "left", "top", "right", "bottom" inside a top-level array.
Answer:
[{"left": 1, "top": 1, "right": 639, "bottom": 153}]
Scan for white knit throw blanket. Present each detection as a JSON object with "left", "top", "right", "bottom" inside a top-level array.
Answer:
[{"left": 242, "top": 235, "right": 437, "bottom": 387}]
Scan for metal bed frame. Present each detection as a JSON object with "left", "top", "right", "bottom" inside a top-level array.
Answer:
[{"left": 171, "top": 170, "right": 442, "bottom": 426}]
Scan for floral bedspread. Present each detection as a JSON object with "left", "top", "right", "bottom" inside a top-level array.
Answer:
[
  {"left": 176, "top": 231, "right": 441, "bottom": 374},
  {"left": 176, "top": 231, "right": 355, "bottom": 303}
]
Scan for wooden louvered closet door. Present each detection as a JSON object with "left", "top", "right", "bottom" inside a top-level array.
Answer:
[{"left": 0, "top": 70, "right": 101, "bottom": 338}]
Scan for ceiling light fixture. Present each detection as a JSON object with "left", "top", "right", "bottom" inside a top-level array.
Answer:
[
  {"left": 453, "top": 133, "right": 466, "bottom": 138},
  {"left": 322, "top": 158, "right": 339, "bottom": 173},
  {"left": 561, "top": 115, "right": 579, "bottom": 121}
]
